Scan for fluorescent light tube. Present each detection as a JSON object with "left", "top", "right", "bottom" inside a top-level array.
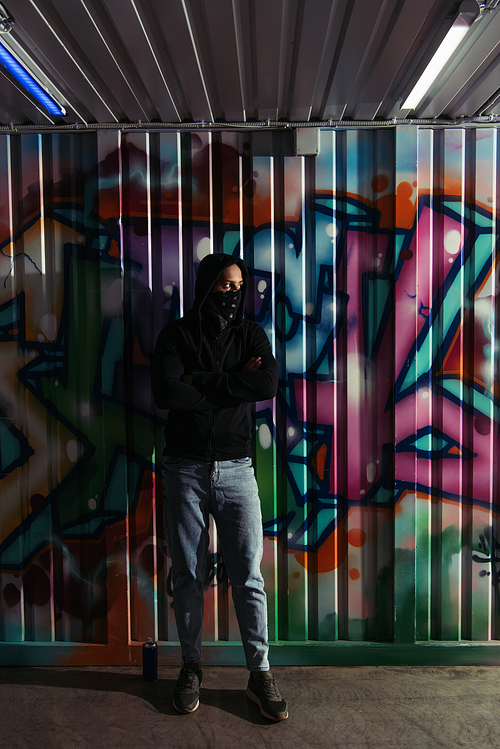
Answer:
[
  {"left": 0, "top": 40, "right": 66, "bottom": 116},
  {"left": 402, "top": 16, "right": 471, "bottom": 111}
]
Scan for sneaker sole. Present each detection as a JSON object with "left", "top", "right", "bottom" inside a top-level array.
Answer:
[
  {"left": 173, "top": 697, "right": 200, "bottom": 714},
  {"left": 246, "top": 687, "right": 288, "bottom": 721}
]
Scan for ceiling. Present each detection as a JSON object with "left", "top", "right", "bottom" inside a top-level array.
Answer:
[{"left": 1, "top": 0, "right": 500, "bottom": 129}]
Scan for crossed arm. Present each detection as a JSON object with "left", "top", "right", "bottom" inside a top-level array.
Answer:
[
  {"left": 152, "top": 325, "right": 278, "bottom": 411},
  {"left": 180, "top": 354, "right": 262, "bottom": 385}
]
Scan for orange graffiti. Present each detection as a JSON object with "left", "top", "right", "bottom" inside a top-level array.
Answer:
[
  {"left": 347, "top": 528, "right": 367, "bottom": 547},
  {"left": 311, "top": 443, "right": 328, "bottom": 481}
]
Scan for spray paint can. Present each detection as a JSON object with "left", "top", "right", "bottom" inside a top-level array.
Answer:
[{"left": 142, "top": 637, "right": 158, "bottom": 682}]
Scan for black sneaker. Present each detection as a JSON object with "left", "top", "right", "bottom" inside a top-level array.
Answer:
[
  {"left": 247, "top": 671, "right": 288, "bottom": 721},
  {"left": 173, "top": 666, "right": 202, "bottom": 713}
]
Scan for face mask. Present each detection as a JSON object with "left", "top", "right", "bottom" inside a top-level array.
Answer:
[{"left": 209, "top": 289, "right": 242, "bottom": 321}]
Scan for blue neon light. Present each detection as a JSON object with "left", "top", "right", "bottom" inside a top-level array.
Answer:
[{"left": 0, "top": 41, "right": 65, "bottom": 117}]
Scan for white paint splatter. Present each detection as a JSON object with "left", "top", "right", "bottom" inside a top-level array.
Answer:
[
  {"left": 444, "top": 229, "right": 461, "bottom": 255},
  {"left": 40, "top": 313, "right": 57, "bottom": 341},
  {"left": 196, "top": 237, "right": 211, "bottom": 260},
  {"left": 326, "top": 222, "right": 338, "bottom": 238},
  {"left": 257, "top": 280, "right": 267, "bottom": 293},
  {"left": 258, "top": 423, "right": 272, "bottom": 450},
  {"left": 66, "top": 440, "right": 79, "bottom": 463},
  {"left": 346, "top": 353, "right": 365, "bottom": 399},
  {"left": 366, "top": 462, "right": 376, "bottom": 483}
]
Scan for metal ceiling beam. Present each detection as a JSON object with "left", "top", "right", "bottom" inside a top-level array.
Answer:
[{"left": 2, "top": 116, "right": 500, "bottom": 134}]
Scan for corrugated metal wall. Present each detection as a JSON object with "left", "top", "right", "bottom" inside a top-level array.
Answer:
[{"left": 0, "top": 127, "right": 499, "bottom": 665}]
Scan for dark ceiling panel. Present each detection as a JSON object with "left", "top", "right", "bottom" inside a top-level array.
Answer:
[
  {"left": 231, "top": 0, "right": 261, "bottom": 121},
  {"left": 286, "top": 0, "right": 336, "bottom": 121},
  {"left": 152, "top": 0, "right": 213, "bottom": 121},
  {"left": 329, "top": 0, "right": 393, "bottom": 118},
  {"left": 1, "top": 0, "right": 500, "bottom": 127},
  {"left": 345, "top": 0, "right": 436, "bottom": 120},
  {"left": 204, "top": 0, "right": 244, "bottom": 121},
  {"left": 104, "top": 0, "right": 184, "bottom": 122},
  {"left": 308, "top": 0, "right": 352, "bottom": 120},
  {"left": 67, "top": 0, "right": 160, "bottom": 121},
  {"left": 50, "top": 0, "right": 147, "bottom": 121},
  {"left": 252, "top": 0, "right": 282, "bottom": 119},
  {"left": 365, "top": 0, "right": 438, "bottom": 120}
]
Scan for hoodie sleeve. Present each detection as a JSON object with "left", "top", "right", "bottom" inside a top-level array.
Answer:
[
  {"left": 192, "top": 324, "right": 278, "bottom": 402},
  {"left": 151, "top": 324, "right": 239, "bottom": 411}
]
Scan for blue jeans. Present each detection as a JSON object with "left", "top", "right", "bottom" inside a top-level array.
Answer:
[{"left": 162, "top": 456, "right": 270, "bottom": 671}]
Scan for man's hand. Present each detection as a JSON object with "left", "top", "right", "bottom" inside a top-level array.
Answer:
[
  {"left": 180, "top": 374, "right": 193, "bottom": 385},
  {"left": 243, "top": 356, "right": 261, "bottom": 372}
]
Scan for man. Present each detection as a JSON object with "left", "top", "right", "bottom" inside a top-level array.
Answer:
[{"left": 152, "top": 252, "right": 288, "bottom": 721}]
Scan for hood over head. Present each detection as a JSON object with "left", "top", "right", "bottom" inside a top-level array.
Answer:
[{"left": 191, "top": 252, "right": 248, "bottom": 325}]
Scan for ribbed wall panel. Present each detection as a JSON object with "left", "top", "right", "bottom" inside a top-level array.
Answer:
[{"left": 0, "top": 127, "right": 499, "bottom": 664}]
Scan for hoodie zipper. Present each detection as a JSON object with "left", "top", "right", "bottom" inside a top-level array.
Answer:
[{"left": 207, "top": 333, "right": 220, "bottom": 460}]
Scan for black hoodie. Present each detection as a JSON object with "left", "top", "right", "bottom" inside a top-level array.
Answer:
[{"left": 152, "top": 253, "right": 278, "bottom": 461}]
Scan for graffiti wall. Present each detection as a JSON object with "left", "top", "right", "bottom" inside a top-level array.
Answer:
[{"left": 0, "top": 127, "right": 499, "bottom": 663}]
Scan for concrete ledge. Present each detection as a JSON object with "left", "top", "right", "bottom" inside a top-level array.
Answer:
[{"left": 2, "top": 640, "right": 500, "bottom": 667}]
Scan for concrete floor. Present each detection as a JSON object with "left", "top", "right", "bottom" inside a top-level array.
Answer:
[{"left": 1, "top": 664, "right": 499, "bottom": 749}]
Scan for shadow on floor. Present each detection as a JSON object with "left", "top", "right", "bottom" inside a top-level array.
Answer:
[{"left": 0, "top": 666, "right": 267, "bottom": 724}]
